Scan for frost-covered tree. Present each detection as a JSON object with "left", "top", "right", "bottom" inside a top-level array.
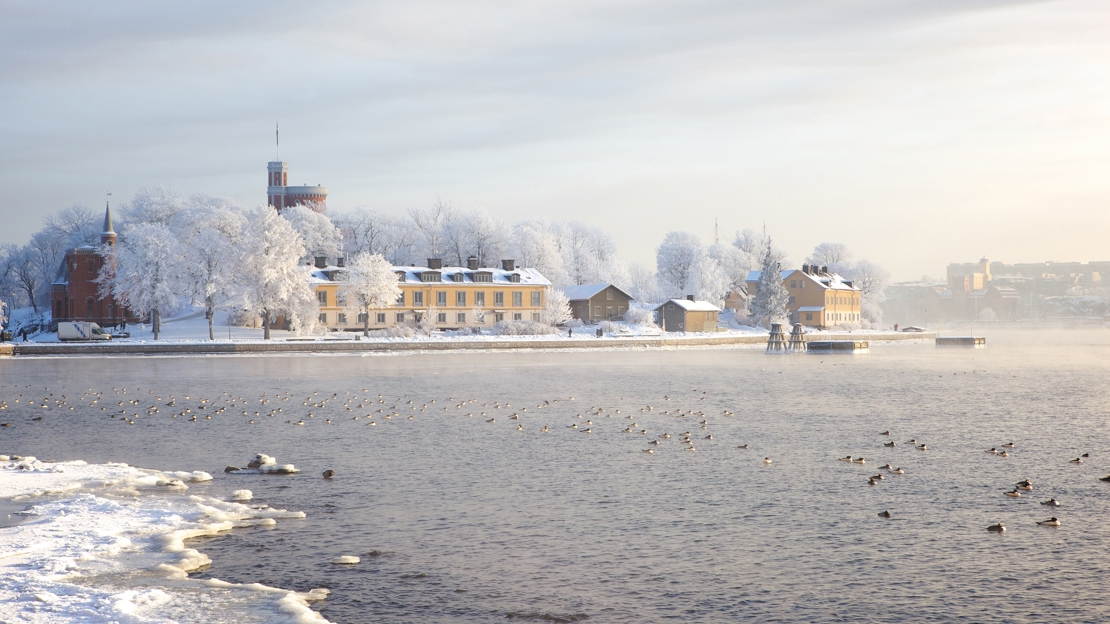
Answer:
[
  {"left": 341, "top": 252, "right": 402, "bottom": 337},
  {"left": 101, "top": 223, "right": 180, "bottom": 339},
  {"left": 419, "top": 306, "right": 438, "bottom": 336},
  {"left": 471, "top": 306, "right": 487, "bottom": 327},
  {"left": 656, "top": 231, "right": 704, "bottom": 297},
  {"left": 0, "top": 294, "right": 7, "bottom": 327},
  {"left": 733, "top": 228, "right": 787, "bottom": 268},
  {"left": 750, "top": 239, "right": 790, "bottom": 329},
  {"left": 282, "top": 205, "right": 342, "bottom": 265},
  {"left": 335, "top": 207, "right": 417, "bottom": 265},
  {"left": 239, "top": 207, "right": 313, "bottom": 340},
  {"left": 626, "top": 262, "right": 663, "bottom": 305},
  {"left": 544, "top": 288, "right": 572, "bottom": 326},
  {"left": 708, "top": 242, "right": 755, "bottom": 295},
  {"left": 688, "top": 255, "right": 730, "bottom": 307},
  {"left": 179, "top": 209, "right": 244, "bottom": 340},
  {"left": 409, "top": 200, "right": 452, "bottom": 259},
  {"left": 122, "top": 186, "right": 190, "bottom": 228},
  {"left": 806, "top": 242, "right": 852, "bottom": 269},
  {"left": 511, "top": 221, "right": 569, "bottom": 286},
  {"left": 843, "top": 259, "right": 891, "bottom": 325}
]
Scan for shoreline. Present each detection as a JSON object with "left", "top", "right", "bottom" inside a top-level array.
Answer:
[{"left": 3, "top": 331, "right": 935, "bottom": 357}]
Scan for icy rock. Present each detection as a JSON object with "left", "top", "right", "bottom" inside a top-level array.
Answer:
[
  {"left": 230, "top": 490, "right": 253, "bottom": 501},
  {"left": 331, "top": 556, "right": 360, "bottom": 565}
]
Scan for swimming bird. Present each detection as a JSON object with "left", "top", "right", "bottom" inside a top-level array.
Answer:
[
  {"left": 985, "top": 448, "right": 997, "bottom": 454},
  {"left": 540, "top": 426, "right": 549, "bottom": 432},
  {"left": 763, "top": 457, "right": 772, "bottom": 464},
  {"left": 322, "top": 470, "right": 334, "bottom": 479},
  {"left": 684, "top": 446, "right": 696, "bottom": 452},
  {"left": 868, "top": 477, "right": 878, "bottom": 485},
  {"left": 1100, "top": 475, "right": 1110, "bottom": 482},
  {"left": 1016, "top": 479, "right": 1033, "bottom": 490},
  {"left": 1082, "top": 453, "right": 1090, "bottom": 458},
  {"left": 840, "top": 456, "right": 853, "bottom": 462},
  {"left": 1037, "top": 517, "right": 1060, "bottom": 526},
  {"left": 998, "top": 451, "right": 1010, "bottom": 457},
  {"left": 1069, "top": 457, "right": 1083, "bottom": 464},
  {"left": 737, "top": 444, "right": 750, "bottom": 449},
  {"left": 643, "top": 449, "right": 654, "bottom": 454},
  {"left": 884, "top": 441, "right": 896, "bottom": 447},
  {"left": 872, "top": 473, "right": 885, "bottom": 480},
  {"left": 881, "top": 463, "right": 894, "bottom": 470},
  {"left": 904, "top": 439, "right": 917, "bottom": 445},
  {"left": 878, "top": 510, "right": 892, "bottom": 518},
  {"left": 649, "top": 439, "right": 660, "bottom": 445},
  {"left": 517, "top": 424, "right": 523, "bottom": 431},
  {"left": 704, "top": 434, "right": 713, "bottom": 440},
  {"left": 853, "top": 458, "right": 866, "bottom": 464},
  {"left": 987, "top": 523, "right": 1006, "bottom": 532},
  {"left": 892, "top": 467, "right": 905, "bottom": 474},
  {"left": 1041, "top": 498, "right": 1060, "bottom": 506},
  {"left": 1005, "top": 489, "right": 1022, "bottom": 498},
  {"left": 569, "top": 424, "right": 578, "bottom": 429},
  {"left": 916, "top": 444, "right": 928, "bottom": 451},
  {"left": 1002, "top": 442, "right": 1015, "bottom": 448},
  {"left": 880, "top": 430, "right": 891, "bottom": 436}
]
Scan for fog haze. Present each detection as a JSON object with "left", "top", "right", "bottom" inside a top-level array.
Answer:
[{"left": 2, "top": 0, "right": 1107, "bottom": 279}]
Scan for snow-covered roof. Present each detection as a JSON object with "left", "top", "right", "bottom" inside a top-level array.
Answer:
[
  {"left": 658, "top": 299, "right": 720, "bottom": 312},
  {"left": 747, "top": 269, "right": 859, "bottom": 292},
  {"left": 307, "top": 264, "right": 551, "bottom": 286},
  {"left": 797, "top": 306, "right": 824, "bottom": 312},
  {"left": 561, "top": 283, "right": 633, "bottom": 301}
]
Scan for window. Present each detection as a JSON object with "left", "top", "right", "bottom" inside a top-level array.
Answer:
[
  {"left": 420, "top": 272, "right": 440, "bottom": 282},
  {"left": 87, "top": 260, "right": 96, "bottom": 274},
  {"left": 107, "top": 304, "right": 115, "bottom": 318},
  {"left": 513, "top": 312, "right": 522, "bottom": 320},
  {"left": 531, "top": 292, "right": 541, "bottom": 306},
  {"left": 396, "top": 272, "right": 406, "bottom": 281},
  {"left": 456, "top": 291, "right": 466, "bottom": 306},
  {"left": 606, "top": 306, "right": 613, "bottom": 318},
  {"left": 317, "top": 290, "right": 328, "bottom": 305},
  {"left": 86, "top": 298, "right": 95, "bottom": 317},
  {"left": 618, "top": 306, "right": 626, "bottom": 315},
  {"left": 806, "top": 313, "right": 812, "bottom": 321},
  {"left": 437, "top": 312, "right": 447, "bottom": 323},
  {"left": 319, "top": 313, "right": 327, "bottom": 323},
  {"left": 494, "top": 291, "right": 504, "bottom": 306},
  {"left": 532, "top": 312, "right": 540, "bottom": 322},
  {"left": 457, "top": 312, "right": 466, "bottom": 323},
  {"left": 667, "top": 304, "right": 674, "bottom": 310},
  {"left": 594, "top": 306, "right": 601, "bottom": 316},
  {"left": 337, "top": 313, "right": 347, "bottom": 324},
  {"left": 509, "top": 274, "right": 520, "bottom": 283},
  {"left": 790, "top": 280, "right": 796, "bottom": 288},
  {"left": 495, "top": 312, "right": 504, "bottom": 322},
  {"left": 437, "top": 291, "right": 447, "bottom": 306},
  {"left": 606, "top": 290, "right": 613, "bottom": 300},
  {"left": 396, "top": 291, "right": 405, "bottom": 306},
  {"left": 452, "top": 273, "right": 464, "bottom": 283},
  {"left": 358, "top": 312, "right": 368, "bottom": 323},
  {"left": 788, "top": 296, "right": 795, "bottom": 305},
  {"left": 376, "top": 313, "right": 386, "bottom": 323},
  {"left": 475, "top": 291, "right": 485, "bottom": 306},
  {"left": 413, "top": 291, "right": 424, "bottom": 306},
  {"left": 512, "top": 292, "right": 522, "bottom": 307},
  {"left": 474, "top": 273, "right": 492, "bottom": 283},
  {"left": 396, "top": 312, "right": 405, "bottom": 322}
]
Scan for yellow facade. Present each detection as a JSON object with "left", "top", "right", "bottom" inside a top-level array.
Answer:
[{"left": 311, "top": 270, "right": 550, "bottom": 331}]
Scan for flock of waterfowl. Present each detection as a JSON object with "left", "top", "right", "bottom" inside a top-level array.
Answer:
[{"left": 2, "top": 382, "right": 1105, "bottom": 534}]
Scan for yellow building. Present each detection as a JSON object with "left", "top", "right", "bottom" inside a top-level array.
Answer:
[
  {"left": 308, "top": 258, "right": 551, "bottom": 331},
  {"left": 746, "top": 264, "right": 861, "bottom": 328}
]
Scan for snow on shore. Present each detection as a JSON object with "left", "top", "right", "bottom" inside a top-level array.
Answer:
[{"left": 0, "top": 456, "right": 329, "bottom": 624}]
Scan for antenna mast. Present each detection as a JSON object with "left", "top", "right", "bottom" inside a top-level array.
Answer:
[
  {"left": 715, "top": 218, "right": 719, "bottom": 245},
  {"left": 275, "top": 122, "right": 280, "bottom": 160}
]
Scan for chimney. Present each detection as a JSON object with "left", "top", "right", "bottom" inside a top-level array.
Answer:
[
  {"left": 821, "top": 265, "right": 828, "bottom": 275},
  {"left": 336, "top": 256, "right": 346, "bottom": 268},
  {"left": 802, "top": 264, "right": 809, "bottom": 274},
  {"left": 314, "top": 256, "right": 327, "bottom": 269},
  {"left": 686, "top": 294, "right": 695, "bottom": 301},
  {"left": 502, "top": 259, "right": 516, "bottom": 271},
  {"left": 427, "top": 258, "right": 442, "bottom": 270},
  {"left": 467, "top": 256, "right": 479, "bottom": 270}
]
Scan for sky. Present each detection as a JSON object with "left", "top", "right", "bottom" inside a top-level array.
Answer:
[{"left": 1, "top": 0, "right": 1107, "bottom": 280}]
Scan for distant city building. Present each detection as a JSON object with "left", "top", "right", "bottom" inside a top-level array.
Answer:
[
  {"left": 307, "top": 257, "right": 551, "bottom": 331},
  {"left": 746, "top": 265, "right": 861, "bottom": 328},
  {"left": 562, "top": 283, "right": 634, "bottom": 323},
  {"left": 267, "top": 160, "right": 328, "bottom": 212},
  {"left": 50, "top": 202, "right": 133, "bottom": 325},
  {"left": 884, "top": 257, "right": 1110, "bottom": 324}
]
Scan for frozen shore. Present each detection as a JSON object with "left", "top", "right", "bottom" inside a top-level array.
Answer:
[{"left": 0, "top": 456, "right": 330, "bottom": 623}]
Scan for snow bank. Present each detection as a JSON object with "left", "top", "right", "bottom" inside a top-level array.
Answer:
[{"left": 0, "top": 456, "right": 328, "bottom": 624}]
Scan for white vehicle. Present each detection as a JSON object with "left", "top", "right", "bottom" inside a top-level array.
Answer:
[{"left": 58, "top": 321, "right": 112, "bottom": 341}]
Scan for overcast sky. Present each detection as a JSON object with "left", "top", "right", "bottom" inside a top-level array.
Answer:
[{"left": 1, "top": 0, "right": 1107, "bottom": 279}]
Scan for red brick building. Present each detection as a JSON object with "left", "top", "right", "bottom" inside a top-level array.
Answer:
[
  {"left": 267, "top": 161, "right": 328, "bottom": 212},
  {"left": 50, "top": 203, "right": 132, "bottom": 325}
]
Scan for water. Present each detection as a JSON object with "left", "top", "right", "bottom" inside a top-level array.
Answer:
[{"left": 3, "top": 328, "right": 1110, "bottom": 622}]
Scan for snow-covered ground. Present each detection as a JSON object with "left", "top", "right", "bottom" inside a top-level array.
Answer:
[{"left": 0, "top": 455, "right": 330, "bottom": 623}]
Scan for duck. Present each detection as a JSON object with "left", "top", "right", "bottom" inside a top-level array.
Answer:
[
  {"left": 881, "top": 463, "right": 894, "bottom": 470},
  {"left": 1069, "top": 457, "right": 1083, "bottom": 464},
  {"left": 853, "top": 457, "right": 866, "bottom": 464},
  {"left": 1005, "top": 489, "right": 1022, "bottom": 498},
  {"left": 1037, "top": 517, "right": 1060, "bottom": 526},
  {"left": 1041, "top": 498, "right": 1060, "bottom": 506},
  {"left": 884, "top": 441, "right": 896, "bottom": 447},
  {"left": 1082, "top": 452, "right": 1090, "bottom": 458},
  {"left": 322, "top": 470, "right": 335, "bottom": 479},
  {"left": 763, "top": 457, "right": 773, "bottom": 464},
  {"left": 998, "top": 451, "right": 1010, "bottom": 457},
  {"left": 738, "top": 444, "right": 750, "bottom": 449},
  {"left": 880, "top": 430, "right": 891, "bottom": 436},
  {"left": 868, "top": 477, "right": 879, "bottom": 485},
  {"left": 904, "top": 439, "right": 917, "bottom": 445},
  {"left": 916, "top": 444, "right": 928, "bottom": 451},
  {"left": 872, "top": 473, "right": 885, "bottom": 480},
  {"left": 985, "top": 448, "right": 998, "bottom": 454},
  {"left": 892, "top": 467, "right": 905, "bottom": 474},
  {"left": 517, "top": 424, "right": 523, "bottom": 431},
  {"left": 704, "top": 434, "right": 713, "bottom": 440},
  {"left": 568, "top": 424, "right": 578, "bottom": 429},
  {"left": 987, "top": 523, "right": 1006, "bottom": 532},
  {"left": 660, "top": 433, "right": 671, "bottom": 439},
  {"left": 649, "top": 439, "right": 660, "bottom": 445},
  {"left": 839, "top": 456, "right": 853, "bottom": 462},
  {"left": 878, "top": 510, "right": 892, "bottom": 518},
  {"left": 642, "top": 449, "right": 654, "bottom": 454},
  {"left": 540, "top": 426, "right": 549, "bottom": 432},
  {"left": 1016, "top": 479, "right": 1033, "bottom": 490},
  {"left": 1100, "top": 475, "right": 1110, "bottom": 482},
  {"left": 684, "top": 446, "right": 696, "bottom": 452},
  {"left": 1002, "top": 442, "right": 1015, "bottom": 448}
]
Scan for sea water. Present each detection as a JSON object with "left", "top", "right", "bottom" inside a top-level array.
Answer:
[{"left": 2, "top": 327, "right": 1109, "bottom": 623}]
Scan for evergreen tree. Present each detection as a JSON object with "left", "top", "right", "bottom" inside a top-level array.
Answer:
[{"left": 751, "top": 239, "right": 790, "bottom": 329}]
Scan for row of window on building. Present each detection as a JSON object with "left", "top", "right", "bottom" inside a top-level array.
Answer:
[
  {"left": 316, "top": 290, "right": 540, "bottom": 308},
  {"left": 319, "top": 311, "right": 541, "bottom": 325}
]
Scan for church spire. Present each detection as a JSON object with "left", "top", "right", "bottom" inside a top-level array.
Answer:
[{"left": 101, "top": 195, "right": 117, "bottom": 249}]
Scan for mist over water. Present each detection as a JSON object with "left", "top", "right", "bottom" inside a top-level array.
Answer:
[{"left": 3, "top": 327, "right": 1110, "bottom": 623}]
